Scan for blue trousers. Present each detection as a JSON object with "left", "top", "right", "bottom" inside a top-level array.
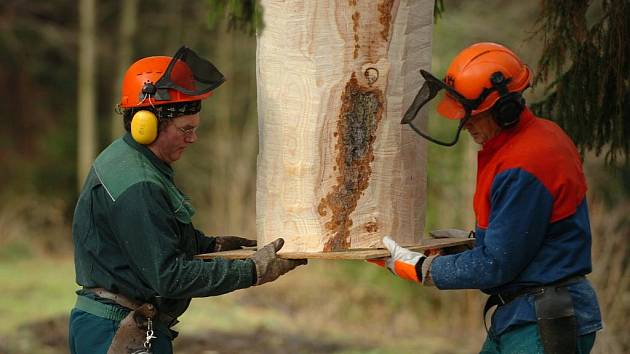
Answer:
[
  {"left": 68, "top": 308, "right": 173, "bottom": 354},
  {"left": 479, "top": 323, "right": 596, "bottom": 354}
]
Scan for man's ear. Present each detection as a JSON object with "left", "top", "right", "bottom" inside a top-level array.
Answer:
[{"left": 157, "top": 117, "right": 170, "bottom": 133}]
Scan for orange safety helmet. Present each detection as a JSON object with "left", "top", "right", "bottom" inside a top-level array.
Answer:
[
  {"left": 119, "top": 46, "right": 225, "bottom": 109},
  {"left": 437, "top": 42, "right": 532, "bottom": 120}
]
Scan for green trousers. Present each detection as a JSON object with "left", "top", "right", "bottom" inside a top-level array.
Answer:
[
  {"left": 480, "top": 323, "right": 596, "bottom": 354},
  {"left": 68, "top": 308, "right": 173, "bottom": 354}
]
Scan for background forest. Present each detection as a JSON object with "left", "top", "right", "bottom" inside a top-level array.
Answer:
[{"left": 0, "top": 1, "right": 628, "bottom": 353}]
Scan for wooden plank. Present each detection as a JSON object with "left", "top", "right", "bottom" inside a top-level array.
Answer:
[
  {"left": 195, "top": 237, "right": 473, "bottom": 260},
  {"left": 255, "top": 0, "right": 433, "bottom": 253}
]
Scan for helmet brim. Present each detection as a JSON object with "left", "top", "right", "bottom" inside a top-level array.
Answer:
[{"left": 437, "top": 95, "right": 466, "bottom": 120}]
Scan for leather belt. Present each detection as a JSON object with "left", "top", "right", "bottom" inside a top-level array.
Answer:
[
  {"left": 86, "top": 287, "right": 144, "bottom": 310},
  {"left": 483, "top": 275, "right": 585, "bottom": 337},
  {"left": 85, "top": 287, "right": 179, "bottom": 328},
  {"left": 487, "top": 275, "right": 585, "bottom": 309}
]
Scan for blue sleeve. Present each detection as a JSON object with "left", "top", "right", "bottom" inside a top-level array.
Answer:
[{"left": 430, "top": 168, "right": 554, "bottom": 290}]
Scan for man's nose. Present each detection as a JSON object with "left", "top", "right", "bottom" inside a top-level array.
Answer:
[{"left": 186, "top": 131, "right": 197, "bottom": 143}]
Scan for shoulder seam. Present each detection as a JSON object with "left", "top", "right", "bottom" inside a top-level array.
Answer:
[{"left": 93, "top": 165, "right": 115, "bottom": 202}]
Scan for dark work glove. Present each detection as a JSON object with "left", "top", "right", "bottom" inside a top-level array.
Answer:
[
  {"left": 251, "top": 238, "right": 307, "bottom": 286},
  {"left": 213, "top": 236, "right": 257, "bottom": 252},
  {"left": 429, "top": 228, "right": 475, "bottom": 255}
]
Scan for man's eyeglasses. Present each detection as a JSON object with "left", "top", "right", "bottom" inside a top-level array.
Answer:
[{"left": 175, "top": 125, "right": 198, "bottom": 137}]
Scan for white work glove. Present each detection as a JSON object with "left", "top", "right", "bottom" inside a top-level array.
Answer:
[{"left": 368, "top": 236, "right": 428, "bottom": 283}]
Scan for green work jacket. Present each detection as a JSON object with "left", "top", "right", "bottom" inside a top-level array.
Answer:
[{"left": 72, "top": 133, "right": 255, "bottom": 318}]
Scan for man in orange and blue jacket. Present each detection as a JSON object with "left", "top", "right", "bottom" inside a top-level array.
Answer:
[{"left": 371, "top": 42, "right": 602, "bottom": 354}]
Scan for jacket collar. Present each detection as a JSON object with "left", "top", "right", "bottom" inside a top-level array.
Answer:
[
  {"left": 122, "top": 133, "right": 175, "bottom": 180},
  {"left": 480, "top": 108, "right": 536, "bottom": 156}
]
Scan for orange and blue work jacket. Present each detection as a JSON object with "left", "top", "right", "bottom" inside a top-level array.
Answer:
[{"left": 429, "top": 109, "right": 602, "bottom": 336}]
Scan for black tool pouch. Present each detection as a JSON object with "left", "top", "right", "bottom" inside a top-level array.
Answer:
[{"left": 534, "top": 286, "right": 577, "bottom": 354}]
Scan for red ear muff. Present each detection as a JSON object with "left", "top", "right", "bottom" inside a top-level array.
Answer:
[{"left": 131, "top": 110, "right": 158, "bottom": 144}]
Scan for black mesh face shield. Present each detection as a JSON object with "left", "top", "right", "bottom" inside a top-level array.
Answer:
[
  {"left": 401, "top": 70, "right": 483, "bottom": 146},
  {"left": 153, "top": 46, "right": 226, "bottom": 101}
]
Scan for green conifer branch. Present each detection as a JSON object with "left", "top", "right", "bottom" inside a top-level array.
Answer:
[
  {"left": 207, "top": 0, "right": 263, "bottom": 35},
  {"left": 531, "top": 0, "right": 629, "bottom": 164}
]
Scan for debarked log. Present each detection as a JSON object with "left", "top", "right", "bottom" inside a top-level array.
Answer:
[{"left": 256, "top": 0, "right": 433, "bottom": 253}]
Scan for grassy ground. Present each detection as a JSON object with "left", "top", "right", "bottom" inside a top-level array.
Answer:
[
  {"left": 0, "top": 257, "right": 75, "bottom": 334},
  {"left": 0, "top": 256, "right": 483, "bottom": 354}
]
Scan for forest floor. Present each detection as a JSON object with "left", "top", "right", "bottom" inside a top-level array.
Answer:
[{"left": 0, "top": 255, "right": 483, "bottom": 354}]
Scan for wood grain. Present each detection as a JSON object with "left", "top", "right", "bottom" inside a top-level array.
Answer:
[{"left": 256, "top": 0, "right": 434, "bottom": 253}]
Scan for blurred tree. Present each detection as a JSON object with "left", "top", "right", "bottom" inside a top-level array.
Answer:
[
  {"left": 0, "top": 1, "right": 78, "bottom": 199},
  {"left": 110, "top": 0, "right": 139, "bottom": 139},
  {"left": 207, "top": 0, "right": 445, "bottom": 34},
  {"left": 531, "top": 0, "right": 629, "bottom": 164},
  {"left": 207, "top": 0, "right": 263, "bottom": 35},
  {"left": 77, "top": 0, "right": 97, "bottom": 190}
]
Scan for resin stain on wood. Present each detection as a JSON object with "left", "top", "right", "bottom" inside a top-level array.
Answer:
[
  {"left": 378, "top": 0, "right": 395, "bottom": 41},
  {"left": 318, "top": 73, "right": 385, "bottom": 251}
]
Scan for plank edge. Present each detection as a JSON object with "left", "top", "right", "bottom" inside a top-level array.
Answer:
[{"left": 194, "top": 237, "right": 474, "bottom": 260}]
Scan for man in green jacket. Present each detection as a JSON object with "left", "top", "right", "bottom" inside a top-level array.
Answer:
[{"left": 69, "top": 46, "right": 305, "bottom": 354}]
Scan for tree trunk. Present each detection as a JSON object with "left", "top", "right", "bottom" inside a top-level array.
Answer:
[
  {"left": 77, "top": 0, "right": 96, "bottom": 190},
  {"left": 110, "top": 0, "right": 138, "bottom": 140},
  {"left": 256, "top": 0, "right": 433, "bottom": 253}
]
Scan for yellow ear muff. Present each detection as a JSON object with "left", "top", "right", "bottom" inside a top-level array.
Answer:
[{"left": 131, "top": 110, "right": 158, "bottom": 144}]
